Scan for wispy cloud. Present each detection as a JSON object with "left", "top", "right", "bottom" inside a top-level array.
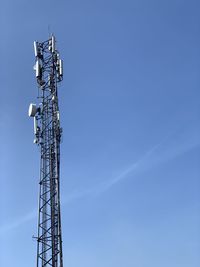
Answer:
[
  {"left": 0, "top": 128, "right": 199, "bottom": 235},
  {"left": 60, "top": 133, "right": 170, "bottom": 203},
  {"left": 0, "top": 209, "right": 37, "bottom": 236}
]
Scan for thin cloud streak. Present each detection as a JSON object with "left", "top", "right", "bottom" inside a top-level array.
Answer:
[
  {"left": 0, "top": 129, "right": 198, "bottom": 235},
  {"left": 61, "top": 134, "right": 168, "bottom": 202},
  {"left": 0, "top": 138, "right": 167, "bottom": 235},
  {"left": 0, "top": 209, "right": 37, "bottom": 236}
]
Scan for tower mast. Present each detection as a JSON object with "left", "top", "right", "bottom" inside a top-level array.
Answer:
[{"left": 29, "top": 35, "right": 64, "bottom": 267}]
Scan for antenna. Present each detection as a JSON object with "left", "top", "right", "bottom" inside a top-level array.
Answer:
[{"left": 29, "top": 35, "right": 64, "bottom": 267}]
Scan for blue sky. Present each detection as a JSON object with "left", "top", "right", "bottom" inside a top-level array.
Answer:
[{"left": 0, "top": 0, "right": 200, "bottom": 266}]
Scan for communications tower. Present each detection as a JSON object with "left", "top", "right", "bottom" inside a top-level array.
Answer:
[{"left": 29, "top": 35, "right": 64, "bottom": 267}]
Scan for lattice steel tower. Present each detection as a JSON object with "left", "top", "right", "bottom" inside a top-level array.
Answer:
[{"left": 29, "top": 35, "right": 64, "bottom": 267}]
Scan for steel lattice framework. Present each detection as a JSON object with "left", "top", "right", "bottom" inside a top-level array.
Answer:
[{"left": 29, "top": 35, "right": 64, "bottom": 267}]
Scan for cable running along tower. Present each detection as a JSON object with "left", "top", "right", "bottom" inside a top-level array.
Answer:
[{"left": 29, "top": 35, "right": 64, "bottom": 267}]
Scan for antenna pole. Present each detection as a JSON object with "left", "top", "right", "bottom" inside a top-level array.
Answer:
[{"left": 29, "top": 35, "right": 64, "bottom": 267}]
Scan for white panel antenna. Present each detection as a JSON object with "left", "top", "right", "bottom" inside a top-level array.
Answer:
[
  {"left": 35, "top": 60, "right": 41, "bottom": 78},
  {"left": 59, "top": 59, "right": 63, "bottom": 77},
  {"left": 28, "top": 103, "right": 37, "bottom": 117},
  {"left": 34, "top": 41, "right": 38, "bottom": 57},
  {"left": 52, "top": 35, "right": 55, "bottom": 53},
  {"left": 34, "top": 116, "right": 37, "bottom": 135}
]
